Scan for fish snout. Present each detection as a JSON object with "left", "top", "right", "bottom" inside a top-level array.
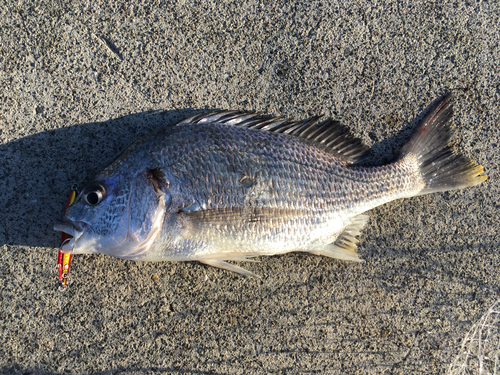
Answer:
[{"left": 54, "top": 218, "right": 87, "bottom": 247}]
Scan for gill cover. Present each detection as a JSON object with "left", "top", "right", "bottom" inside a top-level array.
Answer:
[
  {"left": 57, "top": 168, "right": 169, "bottom": 259},
  {"left": 124, "top": 168, "right": 170, "bottom": 259}
]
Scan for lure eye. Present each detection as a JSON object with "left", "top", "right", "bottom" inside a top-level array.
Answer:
[{"left": 84, "top": 184, "right": 105, "bottom": 206}]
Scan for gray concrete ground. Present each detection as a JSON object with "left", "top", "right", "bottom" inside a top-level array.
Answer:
[{"left": 1, "top": 0, "right": 499, "bottom": 374}]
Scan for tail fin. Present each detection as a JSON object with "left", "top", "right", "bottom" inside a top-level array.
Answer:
[{"left": 399, "top": 93, "right": 487, "bottom": 195}]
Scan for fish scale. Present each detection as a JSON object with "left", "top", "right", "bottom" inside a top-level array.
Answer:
[
  {"left": 55, "top": 94, "right": 486, "bottom": 277},
  {"left": 140, "top": 124, "right": 422, "bottom": 257}
]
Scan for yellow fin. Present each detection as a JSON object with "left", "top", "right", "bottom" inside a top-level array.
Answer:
[{"left": 310, "top": 215, "right": 369, "bottom": 262}]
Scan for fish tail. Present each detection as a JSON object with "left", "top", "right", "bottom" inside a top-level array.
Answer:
[{"left": 398, "top": 93, "right": 487, "bottom": 195}]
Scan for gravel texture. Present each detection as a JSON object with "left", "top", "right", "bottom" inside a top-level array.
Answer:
[{"left": 0, "top": 0, "right": 499, "bottom": 374}]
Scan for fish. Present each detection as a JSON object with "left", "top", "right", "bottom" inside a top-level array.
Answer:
[{"left": 54, "top": 93, "right": 487, "bottom": 277}]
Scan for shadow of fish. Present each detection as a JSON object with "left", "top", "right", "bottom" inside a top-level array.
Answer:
[{"left": 54, "top": 93, "right": 486, "bottom": 277}]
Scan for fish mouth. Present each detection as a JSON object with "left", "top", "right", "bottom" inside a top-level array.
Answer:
[{"left": 54, "top": 218, "right": 88, "bottom": 251}]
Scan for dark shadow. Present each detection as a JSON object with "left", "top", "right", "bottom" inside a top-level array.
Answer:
[
  {"left": 0, "top": 109, "right": 201, "bottom": 249},
  {"left": 360, "top": 93, "right": 455, "bottom": 166}
]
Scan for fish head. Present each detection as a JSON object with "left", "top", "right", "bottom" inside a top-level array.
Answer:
[{"left": 54, "top": 168, "right": 171, "bottom": 259}]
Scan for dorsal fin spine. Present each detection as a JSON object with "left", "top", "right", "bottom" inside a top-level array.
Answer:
[{"left": 177, "top": 111, "right": 369, "bottom": 163}]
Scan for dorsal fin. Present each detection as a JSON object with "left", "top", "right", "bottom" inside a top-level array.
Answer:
[{"left": 178, "top": 111, "right": 370, "bottom": 163}]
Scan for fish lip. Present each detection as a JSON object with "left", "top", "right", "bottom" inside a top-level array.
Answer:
[{"left": 54, "top": 218, "right": 88, "bottom": 248}]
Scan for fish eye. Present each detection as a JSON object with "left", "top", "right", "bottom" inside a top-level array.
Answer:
[{"left": 84, "top": 184, "right": 105, "bottom": 206}]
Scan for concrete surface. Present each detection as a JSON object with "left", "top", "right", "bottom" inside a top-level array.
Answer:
[{"left": 0, "top": 0, "right": 499, "bottom": 374}]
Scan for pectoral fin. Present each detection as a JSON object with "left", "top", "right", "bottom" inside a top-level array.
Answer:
[{"left": 181, "top": 207, "right": 308, "bottom": 227}]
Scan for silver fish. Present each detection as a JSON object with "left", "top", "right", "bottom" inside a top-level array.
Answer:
[{"left": 54, "top": 94, "right": 486, "bottom": 276}]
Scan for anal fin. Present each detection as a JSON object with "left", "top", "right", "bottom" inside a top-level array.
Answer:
[
  {"left": 311, "top": 215, "right": 370, "bottom": 262},
  {"left": 199, "top": 259, "right": 261, "bottom": 278}
]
